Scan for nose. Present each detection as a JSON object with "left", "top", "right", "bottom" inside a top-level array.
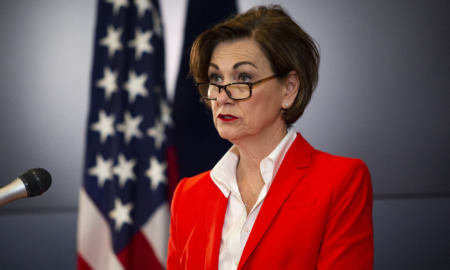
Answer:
[{"left": 215, "top": 86, "right": 233, "bottom": 105}]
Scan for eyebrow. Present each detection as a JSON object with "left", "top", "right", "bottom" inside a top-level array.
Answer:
[{"left": 209, "top": 61, "right": 257, "bottom": 70}]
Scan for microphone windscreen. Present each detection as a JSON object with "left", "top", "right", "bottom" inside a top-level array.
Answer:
[{"left": 18, "top": 168, "right": 52, "bottom": 197}]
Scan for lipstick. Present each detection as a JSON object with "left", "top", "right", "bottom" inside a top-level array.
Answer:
[{"left": 218, "top": 114, "right": 238, "bottom": 122}]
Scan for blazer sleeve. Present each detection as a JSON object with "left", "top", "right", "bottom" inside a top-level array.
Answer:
[{"left": 316, "top": 159, "right": 374, "bottom": 269}]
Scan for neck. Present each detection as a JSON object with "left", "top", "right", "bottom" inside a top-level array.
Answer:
[
  {"left": 232, "top": 125, "right": 288, "bottom": 199},
  {"left": 233, "top": 125, "right": 288, "bottom": 171}
]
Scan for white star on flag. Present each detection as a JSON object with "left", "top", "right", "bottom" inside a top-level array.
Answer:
[
  {"left": 146, "top": 156, "right": 167, "bottom": 190},
  {"left": 88, "top": 154, "right": 114, "bottom": 188},
  {"left": 133, "top": 0, "right": 153, "bottom": 18},
  {"left": 91, "top": 110, "right": 115, "bottom": 144},
  {"left": 151, "top": 8, "right": 163, "bottom": 37},
  {"left": 105, "top": 0, "right": 129, "bottom": 15},
  {"left": 160, "top": 100, "right": 174, "bottom": 127},
  {"left": 116, "top": 111, "right": 144, "bottom": 144},
  {"left": 99, "top": 25, "right": 123, "bottom": 58},
  {"left": 113, "top": 154, "right": 137, "bottom": 188},
  {"left": 96, "top": 66, "right": 118, "bottom": 100},
  {"left": 109, "top": 197, "right": 134, "bottom": 231},
  {"left": 123, "top": 70, "right": 148, "bottom": 103},
  {"left": 147, "top": 119, "right": 165, "bottom": 149},
  {"left": 128, "top": 28, "right": 154, "bottom": 60}
]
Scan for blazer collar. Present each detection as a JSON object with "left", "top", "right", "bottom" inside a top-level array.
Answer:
[{"left": 238, "top": 133, "right": 313, "bottom": 269}]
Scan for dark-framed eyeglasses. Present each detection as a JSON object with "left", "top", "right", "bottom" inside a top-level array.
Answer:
[{"left": 195, "top": 74, "right": 279, "bottom": 101}]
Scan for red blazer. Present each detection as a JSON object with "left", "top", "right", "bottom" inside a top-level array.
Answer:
[{"left": 167, "top": 133, "right": 373, "bottom": 269}]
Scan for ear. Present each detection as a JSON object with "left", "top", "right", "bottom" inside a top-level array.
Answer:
[{"left": 281, "top": 71, "right": 300, "bottom": 109}]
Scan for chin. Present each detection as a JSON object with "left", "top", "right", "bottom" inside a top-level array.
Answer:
[{"left": 216, "top": 129, "right": 242, "bottom": 142}]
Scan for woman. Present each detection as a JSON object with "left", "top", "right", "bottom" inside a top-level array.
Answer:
[{"left": 167, "top": 5, "right": 373, "bottom": 270}]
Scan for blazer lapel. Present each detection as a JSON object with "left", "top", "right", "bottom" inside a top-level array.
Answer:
[
  {"left": 238, "top": 133, "right": 313, "bottom": 269},
  {"left": 203, "top": 179, "right": 229, "bottom": 270}
]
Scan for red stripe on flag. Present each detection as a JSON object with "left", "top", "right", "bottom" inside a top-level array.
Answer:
[
  {"left": 77, "top": 254, "right": 93, "bottom": 270},
  {"left": 117, "top": 230, "right": 164, "bottom": 270}
]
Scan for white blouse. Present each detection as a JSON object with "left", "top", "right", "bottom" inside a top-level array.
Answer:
[{"left": 210, "top": 128, "right": 297, "bottom": 270}]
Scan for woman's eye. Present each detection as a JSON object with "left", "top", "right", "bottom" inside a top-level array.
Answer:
[
  {"left": 209, "top": 74, "right": 222, "bottom": 83},
  {"left": 238, "top": 74, "right": 252, "bottom": 82}
]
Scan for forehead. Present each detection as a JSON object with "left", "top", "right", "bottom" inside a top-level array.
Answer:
[{"left": 209, "top": 39, "right": 270, "bottom": 70}]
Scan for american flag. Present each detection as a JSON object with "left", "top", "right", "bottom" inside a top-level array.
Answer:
[{"left": 77, "top": 0, "right": 173, "bottom": 269}]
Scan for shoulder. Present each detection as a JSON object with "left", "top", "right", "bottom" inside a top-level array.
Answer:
[
  {"left": 310, "top": 149, "right": 370, "bottom": 177},
  {"left": 308, "top": 149, "right": 372, "bottom": 210},
  {"left": 289, "top": 132, "right": 371, "bottom": 187},
  {"left": 171, "top": 171, "right": 215, "bottom": 212},
  {"left": 174, "top": 171, "right": 213, "bottom": 196}
]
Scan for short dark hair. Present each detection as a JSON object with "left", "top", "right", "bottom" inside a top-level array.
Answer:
[{"left": 190, "top": 5, "right": 320, "bottom": 124}]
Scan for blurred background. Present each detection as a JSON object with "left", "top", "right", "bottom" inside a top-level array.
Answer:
[{"left": 0, "top": 0, "right": 449, "bottom": 269}]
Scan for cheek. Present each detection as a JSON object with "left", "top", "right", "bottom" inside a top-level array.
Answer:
[
  {"left": 209, "top": 102, "right": 218, "bottom": 117},
  {"left": 252, "top": 94, "right": 279, "bottom": 113},
  {"left": 210, "top": 102, "right": 220, "bottom": 125},
  {"left": 210, "top": 102, "right": 218, "bottom": 114},
  {"left": 251, "top": 96, "right": 282, "bottom": 122}
]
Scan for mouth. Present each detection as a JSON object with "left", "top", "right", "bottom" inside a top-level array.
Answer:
[{"left": 218, "top": 114, "right": 238, "bottom": 122}]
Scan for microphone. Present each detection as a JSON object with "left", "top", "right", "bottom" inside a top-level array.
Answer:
[{"left": 0, "top": 168, "right": 52, "bottom": 207}]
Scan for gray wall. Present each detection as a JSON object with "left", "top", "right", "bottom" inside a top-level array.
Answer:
[{"left": 0, "top": 0, "right": 449, "bottom": 269}]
